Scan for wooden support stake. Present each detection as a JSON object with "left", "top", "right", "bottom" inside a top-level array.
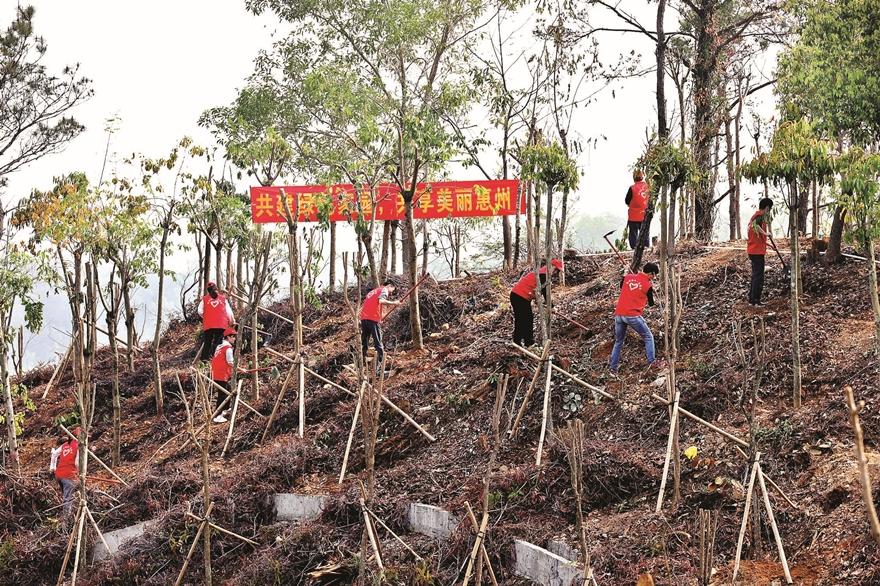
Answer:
[
  {"left": 763, "top": 473, "right": 798, "bottom": 510},
  {"left": 651, "top": 393, "right": 749, "bottom": 448},
  {"left": 260, "top": 360, "right": 298, "bottom": 443},
  {"left": 655, "top": 390, "right": 680, "bottom": 513},
  {"left": 42, "top": 343, "right": 73, "bottom": 399},
  {"left": 364, "top": 506, "right": 423, "bottom": 561},
  {"left": 84, "top": 504, "right": 111, "bottom": 556},
  {"left": 184, "top": 511, "right": 259, "bottom": 546},
  {"left": 227, "top": 290, "right": 295, "bottom": 326},
  {"left": 360, "top": 497, "right": 384, "bottom": 570},
  {"left": 464, "top": 501, "right": 499, "bottom": 586},
  {"left": 55, "top": 504, "right": 83, "bottom": 586},
  {"left": 757, "top": 463, "right": 793, "bottom": 584},
  {"left": 298, "top": 358, "right": 305, "bottom": 438},
  {"left": 339, "top": 382, "right": 365, "bottom": 484},
  {"left": 510, "top": 343, "right": 550, "bottom": 439},
  {"left": 174, "top": 502, "right": 214, "bottom": 586},
  {"left": 60, "top": 424, "right": 129, "bottom": 486},
  {"left": 462, "top": 500, "right": 491, "bottom": 585},
  {"left": 845, "top": 385, "right": 880, "bottom": 546},
  {"left": 69, "top": 497, "right": 88, "bottom": 586},
  {"left": 221, "top": 381, "right": 244, "bottom": 458},
  {"left": 535, "top": 356, "right": 554, "bottom": 466},
  {"left": 733, "top": 452, "right": 761, "bottom": 584},
  {"left": 513, "top": 343, "right": 615, "bottom": 400},
  {"left": 194, "top": 370, "right": 264, "bottom": 419}
]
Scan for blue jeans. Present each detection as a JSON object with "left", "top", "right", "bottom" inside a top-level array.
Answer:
[{"left": 609, "top": 316, "right": 655, "bottom": 371}]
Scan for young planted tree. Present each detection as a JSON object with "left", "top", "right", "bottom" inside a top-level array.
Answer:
[{"left": 742, "top": 119, "right": 836, "bottom": 408}]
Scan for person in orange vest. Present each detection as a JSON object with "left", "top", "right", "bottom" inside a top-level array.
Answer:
[
  {"left": 198, "top": 280, "right": 235, "bottom": 361},
  {"left": 49, "top": 426, "right": 80, "bottom": 519},
  {"left": 609, "top": 262, "right": 664, "bottom": 373},
  {"left": 360, "top": 281, "right": 401, "bottom": 373},
  {"left": 625, "top": 169, "right": 649, "bottom": 249},
  {"left": 210, "top": 327, "right": 237, "bottom": 423},
  {"left": 509, "top": 259, "right": 564, "bottom": 347},
  {"left": 747, "top": 198, "right": 774, "bottom": 305}
]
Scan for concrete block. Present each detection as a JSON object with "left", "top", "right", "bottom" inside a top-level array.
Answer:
[
  {"left": 92, "top": 521, "right": 150, "bottom": 562},
  {"left": 546, "top": 540, "right": 579, "bottom": 563},
  {"left": 273, "top": 493, "right": 328, "bottom": 522},
  {"left": 514, "top": 539, "right": 582, "bottom": 586},
  {"left": 407, "top": 503, "right": 459, "bottom": 540}
]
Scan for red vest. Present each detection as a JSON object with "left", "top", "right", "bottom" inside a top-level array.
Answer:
[
  {"left": 211, "top": 341, "right": 233, "bottom": 382},
  {"left": 360, "top": 287, "right": 388, "bottom": 322},
  {"left": 202, "top": 294, "right": 230, "bottom": 330},
  {"left": 615, "top": 273, "right": 652, "bottom": 317},
  {"left": 628, "top": 181, "right": 649, "bottom": 222},
  {"left": 55, "top": 440, "right": 78, "bottom": 481},
  {"left": 511, "top": 267, "right": 549, "bottom": 301},
  {"left": 747, "top": 210, "right": 767, "bottom": 255}
]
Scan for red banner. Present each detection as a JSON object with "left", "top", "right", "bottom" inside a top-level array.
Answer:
[{"left": 250, "top": 180, "right": 522, "bottom": 223}]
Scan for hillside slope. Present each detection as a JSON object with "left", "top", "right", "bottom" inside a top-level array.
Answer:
[{"left": 3, "top": 242, "right": 880, "bottom": 585}]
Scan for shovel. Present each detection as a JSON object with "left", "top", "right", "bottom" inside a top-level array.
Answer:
[
  {"left": 768, "top": 235, "right": 790, "bottom": 277},
  {"left": 603, "top": 231, "right": 631, "bottom": 273}
]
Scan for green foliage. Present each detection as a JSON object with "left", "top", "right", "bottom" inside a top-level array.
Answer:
[
  {"left": 0, "top": 539, "right": 14, "bottom": 572},
  {"left": 740, "top": 119, "right": 837, "bottom": 189},
  {"left": 0, "top": 383, "right": 34, "bottom": 436},
  {"left": 636, "top": 139, "right": 696, "bottom": 193},
  {"left": 838, "top": 148, "right": 880, "bottom": 244},
  {"left": 521, "top": 142, "right": 580, "bottom": 193},
  {"left": 0, "top": 249, "right": 47, "bottom": 332},
  {"left": 778, "top": 0, "right": 880, "bottom": 145}
]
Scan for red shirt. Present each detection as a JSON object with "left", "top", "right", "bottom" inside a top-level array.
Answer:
[
  {"left": 360, "top": 287, "right": 389, "bottom": 322},
  {"left": 615, "top": 273, "right": 653, "bottom": 317},
  {"left": 55, "top": 440, "right": 78, "bottom": 481},
  {"left": 211, "top": 340, "right": 233, "bottom": 382},
  {"left": 511, "top": 267, "right": 549, "bottom": 301},
  {"left": 747, "top": 210, "right": 767, "bottom": 255},
  {"left": 202, "top": 294, "right": 231, "bottom": 330},
  {"left": 628, "top": 181, "right": 649, "bottom": 222}
]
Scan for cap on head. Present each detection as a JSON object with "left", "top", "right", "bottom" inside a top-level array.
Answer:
[
  {"left": 642, "top": 262, "right": 660, "bottom": 275},
  {"left": 223, "top": 327, "right": 237, "bottom": 337},
  {"left": 551, "top": 258, "right": 564, "bottom": 271},
  {"left": 207, "top": 281, "right": 217, "bottom": 288}
]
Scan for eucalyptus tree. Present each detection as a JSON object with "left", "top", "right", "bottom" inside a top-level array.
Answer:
[{"left": 248, "top": 0, "right": 486, "bottom": 350}]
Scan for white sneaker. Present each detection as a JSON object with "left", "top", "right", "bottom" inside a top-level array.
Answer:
[{"left": 212, "top": 412, "right": 228, "bottom": 424}]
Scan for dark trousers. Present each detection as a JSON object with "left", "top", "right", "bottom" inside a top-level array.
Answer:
[
  {"left": 58, "top": 478, "right": 77, "bottom": 517},
  {"left": 510, "top": 292, "right": 534, "bottom": 347},
  {"left": 627, "top": 220, "right": 642, "bottom": 249},
  {"left": 360, "top": 320, "right": 384, "bottom": 366},
  {"left": 749, "top": 254, "right": 766, "bottom": 304},
  {"left": 214, "top": 379, "right": 230, "bottom": 411},
  {"left": 201, "top": 328, "right": 225, "bottom": 360}
]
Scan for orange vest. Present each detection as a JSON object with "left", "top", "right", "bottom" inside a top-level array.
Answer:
[
  {"left": 747, "top": 210, "right": 767, "bottom": 255},
  {"left": 615, "top": 273, "right": 652, "bottom": 317},
  {"left": 511, "top": 267, "right": 549, "bottom": 301},
  {"left": 202, "top": 294, "right": 230, "bottom": 330},
  {"left": 360, "top": 287, "right": 388, "bottom": 322},
  {"left": 211, "top": 341, "right": 233, "bottom": 381},
  {"left": 628, "top": 181, "right": 649, "bottom": 222}
]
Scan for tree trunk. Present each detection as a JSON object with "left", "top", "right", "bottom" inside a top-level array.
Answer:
[
  {"left": 152, "top": 224, "right": 171, "bottom": 419},
  {"left": 106, "top": 290, "right": 122, "bottom": 466},
  {"left": 513, "top": 180, "right": 524, "bottom": 269},
  {"left": 811, "top": 179, "right": 819, "bottom": 239},
  {"left": 203, "top": 234, "right": 212, "bottom": 290},
  {"left": 421, "top": 219, "right": 429, "bottom": 277},
  {"left": 734, "top": 85, "right": 744, "bottom": 239},
  {"left": 390, "top": 221, "right": 398, "bottom": 275},
  {"left": 379, "top": 220, "right": 391, "bottom": 281},
  {"left": 359, "top": 230, "right": 380, "bottom": 288},
  {"left": 403, "top": 194, "right": 423, "bottom": 348},
  {"left": 725, "top": 116, "right": 737, "bottom": 240},
  {"left": 0, "top": 312, "right": 19, "bottom": 476},
  {"left": 789, "top": 184, "right": 802, "bottom": 408},
  {"left": 867, "top": 241, "right": 880, "bottom": 355},
  {"left": 122, "top": 281, "right": 136, "bottom": 372},
  {"left": 691, "top": 0, "right": 720, "bottom": 240},
  {"left": 329, "top": 221, "right": 337, "bottom": 292}
]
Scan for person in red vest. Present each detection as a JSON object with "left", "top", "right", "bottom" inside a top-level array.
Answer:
[
  {"left": 609, "top": 262, "right": 664, "bottom": 373},
  {"left": 509, "top": 259, "right": 564, "bottom": 347},
  {"left": 360, "top": 281, "right": 401, "bottom": 372},
  {"left": 198, "top": 281, "right": 235, "bottom": 361},
  {"left": 625, "top": 169, "right": 649, "bottom": 249},
  {"left": 210, "top": 328, "right": 237, "bottom": 423},
  {"left": 747, "top": 198, "right": 774, "bottom": 305},
  {"left": 49, "top": 426, "right": 80, "bottom": 519}
]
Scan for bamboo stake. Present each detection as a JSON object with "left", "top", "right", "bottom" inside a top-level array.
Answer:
[
  {"left": 55, "top": 504, "right": 82, "bottom": 586},
  {"left": 191, "top": 341, "right": 205, "bottom": 368},
  {"left": 733, "top": 452, "right": 761, "bottom": 584},
  {"left": 462, "top": 500, "right": 491, "bottom": 585},
  {"left": 184, "top": 511, "right": 259, "bottom": 546},
  {"left": 364, "top": 506, "right": 422, "bottom": 561},
  {"left": 763, "top": 473, "right": 798, "bottom": 510},
  {"left": 339, "top": 381, "right": 365, "bottom": 484},
  {"left": 650, "top": 393, "right": 749, "bottom": 448},
  {"left": 221, "top": 381, "right": 244, "bottom": 457},
  {"left": 510, "top": 343, "right": 550, "bottom": 439},
  {"left": 655, "top": 391, "right": 680, "bottom": 513},
  {"left": 535, "top": 357, "right": 554, "bottom": 466},
  {"left": 464, "top": 501, "right": 499, "bottom": 586},
  {"left": 513, "top": 343, "right": 614, "bottom": 400},
  {"left": 69, "top": 497, "right": 87, "bottom": 586},
  {"left": 174, "top": 502, "right": 214, "bottom": 586},
  {"left": 360, "top": 497, "right": 384, "bottom": 570},
  {"left": 757, "top": 464, "right": 793, "bottom": 584},
  {"left": 845, "top": 385, "right": 880, "bottom": 545},
  {"left": 84, "top": 504, "right": 111, "bottom": 555},
  {"left": 298, "top": 358, "right": 305, "bottom": 438},
  {"left": 60, "top": 424, "right": 129, "bottom": 486},
  {"left": 227, "top": 290, "right": 295, "bottom": 326},
  {"left": 193, "top": 370, "right": 264, "bottom": 419},
  {"left": 175, "top": 393, "right": 233, "bottom": 454},
  {"left": 42, "top": 343, "right": 73, "bottom": 399},
  {"left": 261, "top": 360, "right": 298, "bottom": 443}
]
